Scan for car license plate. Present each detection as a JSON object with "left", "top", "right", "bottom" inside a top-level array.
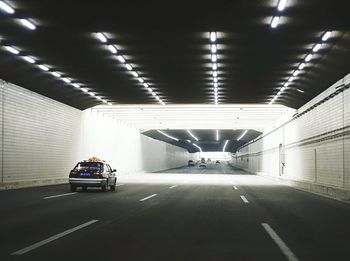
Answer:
[{"left": 80, "top": 173, "right": 91, "bottom": 177}]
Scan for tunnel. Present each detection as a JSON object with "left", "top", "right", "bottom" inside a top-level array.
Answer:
[{"left": 0, "top": 1, "right": 350, "bottom": 260}]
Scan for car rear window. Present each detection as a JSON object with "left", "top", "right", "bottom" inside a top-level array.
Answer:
[{"left": 74, "top": 162, "right": 103, "bottom": 171}]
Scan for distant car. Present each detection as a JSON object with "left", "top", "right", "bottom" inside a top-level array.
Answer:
[
  {"left": 200, "top": 158, "right": 206, "bottom": 163},
  {"left": 216, "top": 160, "right": 220, "bottom": 164},
  {"left": 69, "top": 158, "right": 117, "bottom": 192},
  {"left": 207, "top": 158, "right": 211, "bottom": 162},
  {"left": 188, "top": 160, "right": 195, "bottom": 167},
  {"left": 199, "top": 163, "right": 206, "bottom": 168}
]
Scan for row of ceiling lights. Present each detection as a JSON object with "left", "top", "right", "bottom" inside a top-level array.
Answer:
[
  {"left": 209, "top": 32, "right": 219, "bottom": 105},
  {"left": 157, "top": 129, "right": 249, "bottom": 152},
  {"left": 0, "top": 1, "right": 112, "bottom": 105},
  {"left": 95, "top": 33, "right": 165, "bottom": 106},
  {"left": 269, "top": 31, "right": 333, "bottom": 104},
  {"left": 270, "top": 0, "right": 287, "bottom": 29}
]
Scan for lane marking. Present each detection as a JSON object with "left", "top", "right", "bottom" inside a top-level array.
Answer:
[
  {"left": 11, "top": 220, "right": 99, "bottom": 255},
  {"left": 233, "top": 186, "right": 238, "bottom": 190},
  {"left": 116, "top": 184, "right": 124, "bottom": 187},
  {"left": 43, "top": 192, "right": 77, "bottom": 200},
  {"left": 169, "top": 185, "right": 177, "bottom": 189},
  {"left": 240, "top": 195, "right": 249, "bottom": 203},
  {"left": 261, "top": 223, "right": 299, "bottom": 261},
  {"left": 140, "top": 194, "right": 157, "bottom": 202}
]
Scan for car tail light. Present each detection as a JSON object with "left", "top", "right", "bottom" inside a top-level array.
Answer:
[{"left": 93, "top": 172, "right": 103, "bottom": 178}]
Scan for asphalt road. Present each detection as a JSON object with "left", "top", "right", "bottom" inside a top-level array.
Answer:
[{"left": 1, "top": 163, "right": 350, "bottom": 261}]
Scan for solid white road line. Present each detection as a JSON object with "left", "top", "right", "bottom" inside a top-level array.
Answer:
[
  {"left": 240, "top": 195, "right": 249, "bottom": 203},
  {"left": 233, "top": 186, "right": 238, "bottom": 190},
  {"left": 140, "top": 194, "right": 157, "bottom": 202},
  {"left": 43, "top": 192, "right": 77, "bottom": 199},
  {"left": 169, "top": 185, "right": 177, "bottom": 189},
  {"left": 261, "top": 223, "right": 299, "bottom": 261},
  {"left": 11, "top": 220, "right": 99, "bottom": 255}
]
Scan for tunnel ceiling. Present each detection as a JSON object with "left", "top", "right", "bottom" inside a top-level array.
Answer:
[
  {"left": 142, "top": 129, "right": 261, "bottom": 153},
  {"left": 0, "top": 0, "right": 349, "bottom": 110}
]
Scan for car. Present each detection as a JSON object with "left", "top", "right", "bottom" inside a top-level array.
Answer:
[
  {"left": 69, "top": 157, "right": 117, "bottom": 192},
  {"left": 199, "top": 163, "right": 206, "bottom": 168},
  {"left": 216, "top": 160, "right": 220, "bottom": 164},
  {"left": 207, "top": 158, "right": 211, "bottom": 162},
  {"left": 200, "top": 158, "right": 206, "bottom": 163},
  {"left": 188, "top": 160, "right": 195, "bottom": 167}
]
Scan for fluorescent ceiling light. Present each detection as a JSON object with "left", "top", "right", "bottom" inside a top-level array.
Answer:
[
  {"left": 213, "top": 71, "right": 218, "bottom": 77},
  {"left": 281, "top": 87, "right": 286, "bottom": 91},
  {"left": 213, "top": 77, "right": 218, "bottom": 83},
  {"left": 312, "top": 43, "right": 321, "bottom": 52},
  {"left": 38, "top": 64, "right": 49, "bottom": 71},
  {"left": 117, "top": 55, "right": 125, "bottom": 63},
  {"left": 0, "top": 1, "right": 14, "bottom": 14},
  {"left": 293, "top": 70, "right": 300, "bottom": 77},
  {"left": 19, "top": 19, "right": 36, "bottom": 30},
  {"left": 212, "top": 63, "right": 217, "bottom": 70},
  {"left": 288, "top": 76, "right": 294, "bottom": 82},
  {"left": 131, "top": 71, "right": 138, "bottom": 77},
  {"left": 237, "top": 130, "right": 248, "bottom": 141},
  {"left": 89, "top": 92, "right": 95, "bottom": 97},
  {"left": 211, "top": 44, "right": 217, "bottom": 53},
  {"left": 296, "top": 88, "right": 305, "bottom": 93},
  {"left": 102, "top": 100, "right": 108, "bottom": 104},
  {"left": 187, "top": 130, "right": 199, "bottom": 141},
  {"left": 156, "top": 96, "right": 160, "bottom": 101},
  {"left": 214, "top": 83, "right": 218, "bottom": 88},
  {"left": 96, "top": 32, "right": 107, "bottom": 43},
  {"left": 62, "top": 78, "right": 71, "bottom": 83},
  {"left": 157, "top": 130, "right": 179, "bottom": 141},
  {"left": 222, "top": 140, "right": 229, "bottom": 152},
  {"left": 108, "top": 45, "right": 117, "bottom": 54},
  {"left": 138, "top": 77, "right": 144, "bottom": 83},
  {"left": 298, "top": 63, "right": 305, "bottom": 70},
  {"left": 193, "top": 143, "right": 202, "bottom": 152},
  {"left": 210, "top": 32, "right": 216, "bottom": 42},
  {"left": 216, "top": 130, "right": 219, "bottom": 141},
  {"left": 284, "top": 82, "right": 290, "bottom": 87},
  {"left": 108, "top": 102, "right": 113, "bottom": 106},
  {"left": 151, "top": 92, "right": 156, "bottom": 96},
  {"left": 322, "top": 31, "right": 332, "bottom": 41},
  {"left": 72, "top": 83, "right": 80, "bottom": 88},
  {"left": 51, "top": 71, "right": 61, "bottom": 78},
  {"left": 211, "top": 54, "right": 217, "bottom": 62},
  {"left": 22, "top": 56, "right": 36, "bottom": 63},
  {"left": 143, "top": 83, "right": 149, "bottom": 88},
  {"left": 96, "top": 96, "right": 102, "bottom": 101},
  {"left": 81, "top": 88, "right": 88, "bottom": 93},
  {"left": 271, "top": 16, "right": 280, "bottom": 28},
  {"left": 147, "top": 88, "right": 152, "bottom": 93},
  {"left": 125, "top": 64, "right": 132, "bottom": 70},
  {"left": 305, "top": 54, "right": 313, "bottom": 62},
  {"left": 5, "top": 46, "right": 19, "bottom": 54},
  {"left": 277, "top": 0, "right": 287, "bottom": 11}
]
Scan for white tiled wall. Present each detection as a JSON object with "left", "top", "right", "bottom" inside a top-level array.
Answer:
[
  {"left": 232, "top": 74, "right": 350, "bottom": 190},
  {"left": 1, "top": 81, "right": 81, "bottom": 182}
]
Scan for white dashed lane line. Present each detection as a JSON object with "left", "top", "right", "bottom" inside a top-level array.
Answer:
[
  {"left": 140, "top": 194, "right": 158, "bottom": 202},
  {"left": 43, "top": 192, "right": 77, "bottom": 200},
  {"left": 169, "top": 185, "right": 178, "bottom": 189},
  {"left": 261, "top": 223, "right": 299, "bottom": 261},
  {"left": 233, "top": 186, "right": 238, "bottom": 190},
  {"left": 11, "top": 220, "right": 99, "bottom": 255}
]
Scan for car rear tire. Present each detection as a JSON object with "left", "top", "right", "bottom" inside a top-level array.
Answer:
[
  {"left": 110, "top": 184, "right": 116, "bottom": 191},
  {"left": 101, "top": 184, "right": 108, "bottom": 192},
  {"left": 70, "top": 184, "right": 77, "bottom": 192}
]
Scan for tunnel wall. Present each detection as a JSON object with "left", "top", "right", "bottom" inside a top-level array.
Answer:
[
  {"left": 0, "top": 80, "right": 81, "bottom": 188},
  {"left": 0, "top": 80, "right": 195, "bottom": 189},
  {"left": 231, "top": 74, "right": 350, "bottom": 200}
]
